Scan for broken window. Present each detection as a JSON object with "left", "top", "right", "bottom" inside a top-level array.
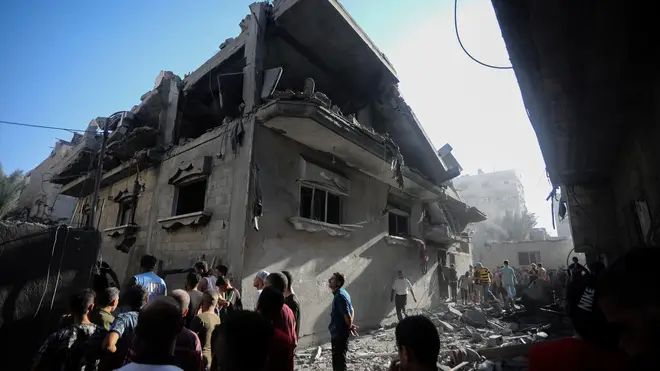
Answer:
[
  {"left": 388, "top": 210, "right": 410, "bottom": 236},
  {"left": 518, "top": 251, "right": 541, "bottom": 266},
  {"left": 175, "top": 181, "right": 207, "bottom": 216},
  {"left": 116, "top": 201, "right": 134, "bottom": 226},
  {"left": 299, "top": 185, "right": 342, "bottom": 224}
]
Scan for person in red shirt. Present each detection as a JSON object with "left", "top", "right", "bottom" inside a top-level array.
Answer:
[
  {"left": 210, "top": 310, "right": 293, "bottom": 371},
  {"left": 264, "top": 273, "right": 298, "bottom": 347},
  {"left": 258, "top": 286, "right": 297, "bottom": 352},
  {"left": 529, "top": 272, "right": 628, "bottom": 371}
]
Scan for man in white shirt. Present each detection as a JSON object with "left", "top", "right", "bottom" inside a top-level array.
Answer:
[{"left": 391, "top": 270, "right": 417, "bottom": 321}]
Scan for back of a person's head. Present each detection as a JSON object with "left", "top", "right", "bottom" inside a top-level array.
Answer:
[
  {"left": 194, "top": 261, "right": 208, "bottom": 272},
  {"left": 169, "top": 289, "right": 190, "bottom": 316},
  {"left": 265, "top": 272, "right": 288, "bottom": 293},
  {"left": 140, "top": 254, "right": 158, "bottom": 271},
  {"left": 216, "top": 264, "right": 228, "bottom": 277},
  {"left": 186, "top": 272, "right": 201, "bottom": 288},
  {"left": 136, "top": 297, "right": 183, "bottom": 348},
  {"left": 395, "top": 315, "right": 440, "bottom": 369},
  {"left": 202, "top": 290, "right": 219, "bottom": 307},
  {"left": 97, "top": 287, "right": 119, "bottom": 308},
  {"left": 214, "top": 310, "right": 274, "bottom": 371},
  {"left": 282, "top": 270, "right": 293, "bottom": 291},
  {"left": 256, "top": 286, "right": 284, "bottom": 321},
  {"left": 124, "top": 284, "right": 148, "bottom": 311},
  {"left": 566, "top": 275, "right": 618, "bottom": 348},
  {"left": 70, "top": 289, "right": 95, "bottom": 317},
  {"left": 332, "top": 272, "right": 345, "bottom": 288}
]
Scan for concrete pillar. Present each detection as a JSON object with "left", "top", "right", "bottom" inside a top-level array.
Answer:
[{"left": 157, "top": 76, "right": 181, "bottom": 146}]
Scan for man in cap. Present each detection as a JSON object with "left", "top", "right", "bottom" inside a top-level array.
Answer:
[{"left": 253, "top": 270, "right": 269, "bottom": 304}]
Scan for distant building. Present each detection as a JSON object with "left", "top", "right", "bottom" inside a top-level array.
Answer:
[
  {"left": 15, "top": 135, "right": 84, "bottom": 223},
  {"left": 453, "top": 169, "right": 527, "bottom": 262},
  {"left": 453, "top": 169, "right": 526, "bottom": 220}
]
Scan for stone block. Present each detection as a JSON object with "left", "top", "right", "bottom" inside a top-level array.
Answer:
[
  {"left": 462, "top": 309, "right": 488, "bottom": 327},
  {"left": 486, "top": 335, "right": 503, "bottom": 347}
]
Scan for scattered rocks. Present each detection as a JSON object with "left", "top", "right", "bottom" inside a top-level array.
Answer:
[{"left": 438, "top": 320, "right": 456, "bottom": 332}]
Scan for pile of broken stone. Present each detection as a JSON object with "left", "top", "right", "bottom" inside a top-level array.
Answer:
[{"left": 295, "top": 303, "right": 554, "bottom": 371}]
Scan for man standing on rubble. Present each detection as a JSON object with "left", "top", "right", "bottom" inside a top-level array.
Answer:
[
  {"left": 475, "top": 263, "right": 492, "bottom": 305},
  {"left": 501, "top": 260, "right": 517, "bottom": 308},
  {"left": 568, "top": 256, "right": 588, "bottom": 281},
  {"left": 329, "top": 272, "right": 355, "bottom": 371},
  {"left": 448, "top": 264, "right": 458, "bottom": 303},
  {"left": 392, "top": 270, "right": 417, "bottom": 321}
]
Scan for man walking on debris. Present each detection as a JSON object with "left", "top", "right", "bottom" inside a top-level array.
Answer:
[
  {"left": 391, "top": 270, "right": 417, "bottom": 321},
  {"left": 501, "top": 260, "right": 517, "bottom": 309},
  {"left": 328, "top": 272, "right": 355, "bottom": 371},
  {"left": 458, "top": 272, "right": 471, "bottom": 305},
  {"left": 475, "top": 263, "right": 492, "bottom": 305},
  {"left": 448, "top": 264, "right": 458, "bottom": 303}
]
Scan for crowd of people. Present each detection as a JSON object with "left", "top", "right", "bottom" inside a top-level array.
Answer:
[{"left": 30, "top": 247, "right": 660, "bottom": 371}]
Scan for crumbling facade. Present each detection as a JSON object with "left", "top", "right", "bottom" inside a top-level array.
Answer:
[{"left": 52, "top": 0, "right": 484, "bottom": 345}]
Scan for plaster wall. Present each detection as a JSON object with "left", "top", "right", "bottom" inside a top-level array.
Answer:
[
  {"left": 479, "top": 239, "right": 582, "bottom": 271},
  {"left": 19, "top": 143, "right": 77, "bottom": 222},
  {"left": 242, "top": 125, "right": 443, "bottom": 347}
]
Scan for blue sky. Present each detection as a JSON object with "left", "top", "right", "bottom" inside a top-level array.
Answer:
[{"left": 0, "top": 0, "right": 555, "bottom": 231}]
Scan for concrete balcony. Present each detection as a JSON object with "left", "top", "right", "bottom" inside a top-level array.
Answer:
[{"left": 256, "top": 100, "right": 444, "bottom": 200}]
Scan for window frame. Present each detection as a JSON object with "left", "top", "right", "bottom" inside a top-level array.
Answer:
[
  {"left": 116, "top": 201, "right": 134, "bottom": 226},
  {"left": 388, "top": 207, "right": 410, "bottom": 237},
  {"left": 173, "top": 179, "right": 208, "bottom": 216},
  {"left": 298, "top": 181, "right": 343, "bottom": 225}
]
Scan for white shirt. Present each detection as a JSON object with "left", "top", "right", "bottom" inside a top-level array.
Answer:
[
  {"left": 114, "top": 363, "right": 183, "bottom": 371},
  {"left": 392, "top": 278, "right": 413, "bottom": 295}
]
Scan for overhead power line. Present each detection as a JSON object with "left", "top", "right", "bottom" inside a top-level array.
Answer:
[
  {"left": 0, "top": 119, "right": 90, "bottom": 133},
  {"left": 454, "top": 0, "right": 513, "bottom": 70}
]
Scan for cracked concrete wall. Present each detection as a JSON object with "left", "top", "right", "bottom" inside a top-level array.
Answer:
[
  {"left": 73, "top": 168, "right": 159, "bottom": 285},
  {"left": 242, "top": 125, "right": 442, "bottom": 347}
]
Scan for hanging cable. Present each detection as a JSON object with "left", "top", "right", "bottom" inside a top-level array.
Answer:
[
  {"left": 454, "top": 0, "right": 513, "bottom": 70},
  {"left": 0, "top": 119, "right": 91, "bottom": 133},
  {"left": 49, "top": 226, "right": 72, "bottom": 313},
  {"left": 34, "top": 225, "right": 62, "bottom": 317}
]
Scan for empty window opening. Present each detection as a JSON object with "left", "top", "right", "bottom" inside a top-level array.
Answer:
[
  {"left": 518, "top": 251, "right": 541, "bottom": 266},
  {"left": 299, "top": 185, "right": 342, "bottom": 224},
  {"left": 117, "top": 201, "right": 134, "bottom": 226},
  {"left": 388, "top": 212, "right": 410, "bottom": 236},
  {"left": 175, "top": 181, "right": 207, "bottom": 216}
]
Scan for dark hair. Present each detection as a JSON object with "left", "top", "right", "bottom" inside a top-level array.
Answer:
[
  {"left": 216, "top": 264, "right": 228, "bottom": 276},
  {"left": 599, "top": 247, "right": 660, "bottom": 308},
  {"left": 503, "top": 260, "right": 509, "bottom": 265},
  {"left": 136, "top": 297, "right": 183, "bottom": 349},
  {"left": 216, "top": 276, "right": 228, "bottom": 287},
  {"left": 194, "top": 261, "right": 208, "bottom": 272},
  {"left": 214, "top": 310, "right": 273, "bottom": 371},
  {"left": 186, "top": 272, "right": 201, "bottom": 288},
  {"left": 256, "top": 286, "right": 284, "bottom": 322},
  {"left": 395, "top": 315, "right": 440, "bottom": 368},
  {"left": 538, "top": 263, "right": 543, "bottom": 267},
  {"left": 572, "top": 256, "right": 579, "bottom": 262},
  {"left": 124, "top": 284, "right": 148, "bottom": 310},
  {"left": 70, "top": 289, "right": 95, "bottom": 317},
  {"left": 97, "top": 287, "right": 119, "bottom": 307},
  {"left": 169, "top": 289, "right": 190, "bottom": 316},
  {"left": 140, "top": 255, "right": 158, "bottom": 271},
  {"left": 332, "top": 272, "right": 345, "bottom": 288},
  {"left": 281, "top": 270, "right": 293, "bottom": 291},
  {"left": 265, "top": 272, "right": 288, "bottom": 293}
]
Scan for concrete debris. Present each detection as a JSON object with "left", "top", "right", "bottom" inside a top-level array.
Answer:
[
  {"left": 219, "top": 37, "right": 235, "bottom": 49},
  {"left": 486, "top": 335, "right": 503, "bottom": 347},
  {"left": 463, "top": 308, "right": 488, "bottom": 327},
  {"left": 293, "top": 304, "right": 555, "bottom": 371}
]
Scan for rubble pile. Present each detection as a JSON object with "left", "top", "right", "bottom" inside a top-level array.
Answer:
[{"left": 295, "top": 303, "right": 562, "bottom": 371}]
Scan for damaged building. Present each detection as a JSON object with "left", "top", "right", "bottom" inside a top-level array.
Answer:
[{"left": 51, "top": 0, "right": 484, "bottom": 345}]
